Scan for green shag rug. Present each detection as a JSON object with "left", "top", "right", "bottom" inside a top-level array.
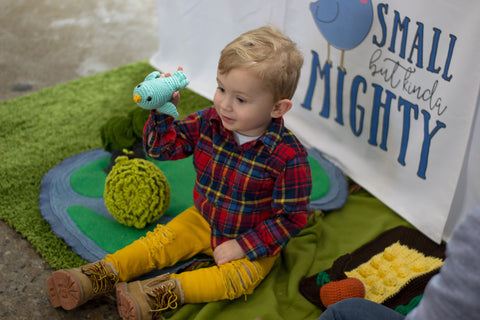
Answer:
[
  {"left": 0, "top": 61, "right": 212, "bottom": 269},
  {"left": 0, "top": 61, "right": 411, "bottom": 319}
]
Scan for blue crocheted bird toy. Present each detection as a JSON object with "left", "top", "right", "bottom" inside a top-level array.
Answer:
[{"left": 133, "top": 69, "right": 190, "bottom": 118}]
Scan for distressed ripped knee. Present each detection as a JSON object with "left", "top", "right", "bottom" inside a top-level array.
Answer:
[
  {"left": 222, "top": 260, "right": 264, "bottom": 300},
  {"left": 140, "top": 225, "right": 175, "bottom": 267}
]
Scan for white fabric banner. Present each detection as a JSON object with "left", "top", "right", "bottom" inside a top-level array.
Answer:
[{"left": 152, "top": 0, "right": 480, "bottom": 242}]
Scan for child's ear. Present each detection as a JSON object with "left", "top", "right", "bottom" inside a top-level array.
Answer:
[{"left": 271, "top": 99, "right": 292, "bottom": 118}]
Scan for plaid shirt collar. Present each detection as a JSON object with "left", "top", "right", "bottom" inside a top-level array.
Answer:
[{"left": 209, "top": 108, "right": 285, "bottom": 153}]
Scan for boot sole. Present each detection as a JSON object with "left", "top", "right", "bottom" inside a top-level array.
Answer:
[
  {"left": 116, "top": 282, "right": 142, "bottom": 320},
  {"left": 46, "top": 276, "right": 60, "bottom": 308},
  {"left": 46, "top": 270, "right": 84, "bottom": 310}
]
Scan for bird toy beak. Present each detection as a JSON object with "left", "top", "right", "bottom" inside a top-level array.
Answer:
[{"left": 133, "top": 94, "right": 142, "bottom": 103}]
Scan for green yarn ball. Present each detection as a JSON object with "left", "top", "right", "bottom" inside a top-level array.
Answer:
[{"left": 104, "top": 155, "right": 170, "bottom": 229}]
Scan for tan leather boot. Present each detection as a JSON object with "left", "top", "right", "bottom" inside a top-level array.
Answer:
[
  {"left": 47, "top": 260, "right": 119, "bottom": 310},
  {"left": 116, "top": 273, "right": 184, "bottom": 320}
]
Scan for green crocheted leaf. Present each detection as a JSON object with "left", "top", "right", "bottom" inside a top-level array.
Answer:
[
  {"left": 308, "top": 155, "right": 331, "bottom": 200},
  {"left": 69, "top": 156, "right": 109, "bottom": 197},
  {"left": 67, "top": 205, "right": 156, "bottom": 254}
]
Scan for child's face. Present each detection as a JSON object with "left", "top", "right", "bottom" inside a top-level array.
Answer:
[{"left": 214, "top": 68, "right": 277, "bottom": 137}]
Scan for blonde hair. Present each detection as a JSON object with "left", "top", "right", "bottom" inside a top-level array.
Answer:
[{"left": 218, "top": 25, "right": 304, "bottom": 101}]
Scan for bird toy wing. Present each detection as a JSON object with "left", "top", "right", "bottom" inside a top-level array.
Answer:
[{"left": 133, "top": 69, "right": 190, "bottom": 118}]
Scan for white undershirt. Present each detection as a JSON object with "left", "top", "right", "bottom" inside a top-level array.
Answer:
[{"left": 233, "top": 131, "right": 261, "bottom": 145}]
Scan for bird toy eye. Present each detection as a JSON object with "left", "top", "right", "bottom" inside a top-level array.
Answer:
[
  {"left": 136, "top": 84, "right": 141, "bottom": 88},
  {"left": 147, "top": 96, "right": 152, "bottom": 102}
]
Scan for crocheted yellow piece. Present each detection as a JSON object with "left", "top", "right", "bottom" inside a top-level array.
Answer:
[
  {"left": 104, "top": 155, "right": 170, "bottom": 229},
  {"left": 345, "top": 241, "right": 443, "bottom": 304}
]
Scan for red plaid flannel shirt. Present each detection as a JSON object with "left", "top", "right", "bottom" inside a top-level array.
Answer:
[{"left": 143, "top": 107, "right": 312, "bottom": 260}]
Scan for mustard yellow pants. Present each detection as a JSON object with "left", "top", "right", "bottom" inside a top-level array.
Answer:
[{"left": 104, "top": 206, "right": 278, "bottom": 303}]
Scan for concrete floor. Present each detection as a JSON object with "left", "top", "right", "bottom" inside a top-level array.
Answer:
[{"left": 0, "top": 1, "right": 159, "bottom": 318}]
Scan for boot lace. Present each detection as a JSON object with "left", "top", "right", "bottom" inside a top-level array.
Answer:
[
  {"left": 150, "top": 282, "right": 178, "bottom": 318},
  {"left": 81, "top": 262, "right": 119, "bottom": 294}
]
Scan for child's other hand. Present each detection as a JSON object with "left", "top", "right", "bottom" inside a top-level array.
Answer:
[{"left": 213, "top": 239, "right": 246, "bottom": 265}]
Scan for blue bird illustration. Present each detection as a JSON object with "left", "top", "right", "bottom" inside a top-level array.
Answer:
[
  {"left": 133, "top": 69, "right": 190, "bottom": 118},
  {"left": 310, "top": 0, "right": 373, "bottom": 70}
]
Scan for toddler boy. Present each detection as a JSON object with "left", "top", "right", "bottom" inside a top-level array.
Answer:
[{"left": 47, "top": 25, "right": 312, "bottom": 320}]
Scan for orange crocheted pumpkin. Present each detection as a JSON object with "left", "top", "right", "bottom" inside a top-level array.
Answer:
[{"left": 320, "top": 278, "right": 366, "bottom": 307}]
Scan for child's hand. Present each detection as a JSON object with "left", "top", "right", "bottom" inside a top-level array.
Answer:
[{"left": 213, "top": 239, "right": 246, "bottom": 265}]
